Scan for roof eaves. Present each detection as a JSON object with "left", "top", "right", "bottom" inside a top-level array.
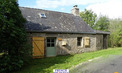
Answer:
[
  {"left": 94, "top": 30, "right": 110, "bottom": 34},
  {"left": 26, "top": 30, "right": 96, "bottom": 34},
  {"left": 96, "top": 32, "right": 110, "bottom": 35}
]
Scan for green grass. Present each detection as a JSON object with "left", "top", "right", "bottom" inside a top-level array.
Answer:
[
  {"left": 14, "top": 47, "right": 122, "bottom": 73},
  {"left": 0, "top": 53, "right": 4, "bottom": 56}
]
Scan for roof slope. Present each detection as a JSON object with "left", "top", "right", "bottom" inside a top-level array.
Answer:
[{"left": 20, "top": 7, "right": 95, "bottom": 34}]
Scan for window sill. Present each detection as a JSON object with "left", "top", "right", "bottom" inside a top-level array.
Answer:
[{"left": 77, "top": 46, "right": 84, "bottom": 49}]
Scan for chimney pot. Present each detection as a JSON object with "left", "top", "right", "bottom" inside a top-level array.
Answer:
[
  {"left": 73, "top": 5, "right": 78, "bottom": 7},
  {"left": 71, "top": 5, "right": 79, "bottom": 16}
]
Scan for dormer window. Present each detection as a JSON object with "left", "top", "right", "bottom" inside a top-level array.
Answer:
[{"left": 39, "top": 13, "right": 46, "bottom": 18}]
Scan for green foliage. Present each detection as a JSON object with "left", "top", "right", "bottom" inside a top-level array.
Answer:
[
  {"left": 108, "top": 18, "right": 122, "bottom": 47},
  {"left": 80, "top": 9, "right": 121, "bottom": 47},
  {"left": 14, "top": 47, "right": 122, "bottom": 73},
  {"left": 94, "top": 15, "right": 110, "bottom": 31},
  {"left": 0, "top": 0, "right": 31, "bottom": 72},
  {"left": 80, "top": 9, "right": 97, "bottom": 28}
]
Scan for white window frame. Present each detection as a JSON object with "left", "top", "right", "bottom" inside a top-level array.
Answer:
[{"left": 39, "top": 13, "right": 46, "bottom": 18}]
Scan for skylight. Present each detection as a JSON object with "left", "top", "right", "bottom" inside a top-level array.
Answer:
[{"left": 39, "top": 13, "right": 46, "bottom": 18}]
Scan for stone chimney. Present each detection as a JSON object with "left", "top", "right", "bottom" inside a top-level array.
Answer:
[{"left": 71, "top": 5, "right": 79, "bottom": 16}]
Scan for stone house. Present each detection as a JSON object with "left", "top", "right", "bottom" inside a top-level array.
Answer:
[{"left": 20, "top": 6, "right": 110, "bottom": 58}]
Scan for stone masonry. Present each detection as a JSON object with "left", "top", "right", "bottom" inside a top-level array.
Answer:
[{"left": 27, "top": 33, "right": 106, "bottom": 56}]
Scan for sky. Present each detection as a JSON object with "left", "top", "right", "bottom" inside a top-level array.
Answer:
[{"left": 18, "top": 0, "right": 122, "bottom": 19}]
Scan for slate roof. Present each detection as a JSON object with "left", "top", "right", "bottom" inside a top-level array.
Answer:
[
  {"left": 20, "top": 7, "right": 110, "bottom": 34},
  {"left": 95, "top": 30, "right": 110, "bottom": 34}
]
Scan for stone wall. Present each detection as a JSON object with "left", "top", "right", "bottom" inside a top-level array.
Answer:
[
  {"left": 27, "top": 32, "right": 106, "bottom": 56},
  {"left": 96, "top": 34, "right": 103, "bottom": 50}
]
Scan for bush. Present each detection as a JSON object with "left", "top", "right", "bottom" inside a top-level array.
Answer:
[{"left": 0, "top": 0, "right": 32, "bottom": 72}]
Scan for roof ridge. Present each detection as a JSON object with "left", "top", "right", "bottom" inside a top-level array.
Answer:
[{"left": 19, "top": 6, "right": 73, "bottom": 15}]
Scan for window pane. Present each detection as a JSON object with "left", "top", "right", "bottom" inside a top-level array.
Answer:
[
  {"left": 47, "top": 38, "right": 55, "bottom": 47},
  {"left": 47, "top": 43, "right": 50, "bottom": 47},
  {"left": 47, "top": 39, "right": 50, "bottom": 42},
  {"left": 41, "top": 14, "right": 45, "bottom": 17},
  {"left": 51, "top": 39, "right": 54, "bottom": 42},
  {"left": 51, "top": 43, "right": 54, "bottom": 47},
  {"left": 77, "top": 38, "right": 80, "bottom": 42},
  {"left": 78, "top": 42, "right": 81, "bottom": 46}
]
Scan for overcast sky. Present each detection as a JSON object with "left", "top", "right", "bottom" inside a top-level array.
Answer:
[{"left": 18, "top": 0, "right": 122, "bottom": 18}]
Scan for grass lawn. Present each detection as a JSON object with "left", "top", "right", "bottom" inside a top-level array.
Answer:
[
  {"left": 0, "top": 53, "right": 4, "bottom": 56},
  {"left": 14, "top": 47, "right": 122, "bottom": 73}
]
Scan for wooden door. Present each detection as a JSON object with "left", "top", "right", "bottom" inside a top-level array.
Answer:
[
  {"left": 32, "top": 37, "right": 44, "bottom": 58},
  {"left": 46, "top": 37, "right": 56, "bottom": 57}
]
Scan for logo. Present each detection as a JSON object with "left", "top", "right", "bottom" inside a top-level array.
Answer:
[{"left": 53, "top": 69, "right": 69, "bottom": 73}]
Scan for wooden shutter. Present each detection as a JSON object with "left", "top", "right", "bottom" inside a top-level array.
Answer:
[
  {"left": 84, "top": 37, "right": 90, "bottom": 47},
  {"left": 32, "top": 37, "right": 44, "bottom": 58}
]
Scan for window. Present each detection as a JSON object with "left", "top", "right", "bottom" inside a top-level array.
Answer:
[
  {"left": 39, "top": 13, "right": 46, "bottom": 18},
  {"left": 77, "top": 37, "right": 83, "bottom": 47},
  {"left": 47, "top": 38, "right": 55, "bottom": 47}
]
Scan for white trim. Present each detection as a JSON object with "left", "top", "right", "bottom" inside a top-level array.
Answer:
[
  {"left": 81, "top": 37, "right": 83, "bottom": 47},
  {"left": 39, "top": 13, "right": 46, "bottom": 18}
]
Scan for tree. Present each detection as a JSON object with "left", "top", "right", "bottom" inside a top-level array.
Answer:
[
  {"left": 0, "top": 0, "right": 31, "bottom": 72},
  {"left": 94, "top": 15, "right": 110, "bottom": 31},
  {"left": 80, "top": 9, "right": 97, "bottom": 28},
  {"left": 108, "top": 18, "right": 122, "bottom": 47}
]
